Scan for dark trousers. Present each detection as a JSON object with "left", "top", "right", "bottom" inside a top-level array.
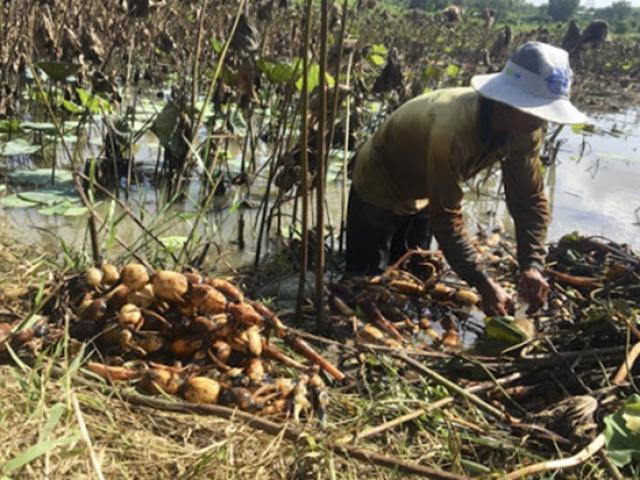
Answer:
[{"left": 346, "top": 187, "right": 432, "bottom": 275}]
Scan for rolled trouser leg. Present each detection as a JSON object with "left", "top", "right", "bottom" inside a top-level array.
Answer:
[{"left": 346, "top": 187, "right": 396, "bottom": 275}]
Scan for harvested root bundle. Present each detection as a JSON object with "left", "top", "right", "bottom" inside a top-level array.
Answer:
[
  {"left": 63, "top": 265, "right": 334, "bottom": 423},
  {"left": 121, "top": 263, "right": 149, "bottom": 290},
  {"left": 183, "top": 377, "right": 220, "bottom": 404},
  {"left": 153, "top": 271, "right": 188, "bottom": 302}
]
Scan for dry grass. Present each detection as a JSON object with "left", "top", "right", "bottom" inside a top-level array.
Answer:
[
  {"left": 0, "top": 222, "right": 620, "bottom": 480},
  {"left": 0, "top": 223, "right": 406, "bottom": 480}
]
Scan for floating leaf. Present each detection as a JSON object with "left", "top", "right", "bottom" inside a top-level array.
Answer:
[
  {"left": 604, "top": 394, "right": 640, "bottom": 467},
  {"left": 0, "top": 119, "right": 21, "bottom": 134},
  {"left": 20, "top": 121, "right": 57, "bottom": 133},
  {"left": 371, "top": 43, "right": 388, "bottom": 56},
  {"left": 18, "top": 187, "right": 78, "bottom": 206},
  {"left": 36, "top": 62, "right": 81, "bottom": 82},
  {"left": 62, "top": 205, "right": 89, "bottom": 217},
  {"left": 8, "top": 169, "right": 73, "bottom": 186},
  {"left": 1, "top": 195, "right": 38, "bottom": 208},
  {"left": 0, "top": 139, "right": 41, "bottom": 157},
  {"left": 37, "top": 201, "right": 87, "bottom": 217}
]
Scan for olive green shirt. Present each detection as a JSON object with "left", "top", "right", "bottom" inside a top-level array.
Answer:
[{"left": 353, "top": 87, "right": 549, "bottom": 286}]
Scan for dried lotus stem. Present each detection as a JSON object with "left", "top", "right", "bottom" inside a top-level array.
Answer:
[
  {"left": 360, "top": 301, "right": 404, "bottom": 343},
  {"left": 141, "top": 308, "right": 173, "bottom": 329},
  {"left": 86, "top": 361, "right": 144, "bottom": 382},
  {"left": 287, "top": 335, "right": 345, "bottom": 381},
  {"left": 329, "top": 295, "right": 355, "bottom": 316},
  {"left": 262, "top": 342, "right": 308, "bottom": 372},
  {"left": 250, "top": 302, "right": 287, "bottom": 337}
]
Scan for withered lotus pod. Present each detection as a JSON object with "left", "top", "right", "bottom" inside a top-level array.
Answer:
[
  {"left": 219, "top": 387, "right": 257, "bottom": 411},
  {"left": 183, "top": 271, "right": 203, "bottom": 285}
]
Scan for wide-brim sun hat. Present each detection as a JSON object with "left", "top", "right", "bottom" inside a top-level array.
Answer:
[{"left": 471, "top": 41, "right": 589, "bottom": 125}]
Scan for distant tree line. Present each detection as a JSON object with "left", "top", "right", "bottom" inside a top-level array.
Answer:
[{"left": 387, "top": 0, "right": 640, "bottom": 34}]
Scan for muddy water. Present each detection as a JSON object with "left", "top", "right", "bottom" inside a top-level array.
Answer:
[{"left": 1, "top": 108, "right": 639, "bottom": 269}]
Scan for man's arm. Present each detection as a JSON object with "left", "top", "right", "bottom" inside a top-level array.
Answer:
[
  {"left": 501, "top": 131, "right": 551, "bottom": 311},
  {"left": 501, "top": 131, "right": 550, "bottom": 273}
]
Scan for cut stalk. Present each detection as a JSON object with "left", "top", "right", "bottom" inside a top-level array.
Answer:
[{"left": 315, "top": 0, "right": 329, "bottom": 328}]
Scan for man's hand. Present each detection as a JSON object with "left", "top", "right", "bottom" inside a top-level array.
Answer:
[
  {"left": 477, "top": 277, "right": 515, "bottom": 317},
  {"left": 519, "top": 267, "right": 549, "bottom": 313}
]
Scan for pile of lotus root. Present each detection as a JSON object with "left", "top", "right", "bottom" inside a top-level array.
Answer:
[
  {"left": 67, "top": 263, "right": 342, "bottom": 422},
  {"left": 328, "top": 250, "right": 486, "bottom": 350}
]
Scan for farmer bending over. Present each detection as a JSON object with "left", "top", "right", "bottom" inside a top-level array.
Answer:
[{"left": 346, "top": 42, "right": 587, "bottom": 316}]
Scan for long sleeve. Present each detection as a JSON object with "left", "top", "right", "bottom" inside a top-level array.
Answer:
[
  {"left": 501, "top": 131, "right": 550, "bottom": 271},
  {"left": 427, "top": 133, "right": 489, "bottom": 288}
]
